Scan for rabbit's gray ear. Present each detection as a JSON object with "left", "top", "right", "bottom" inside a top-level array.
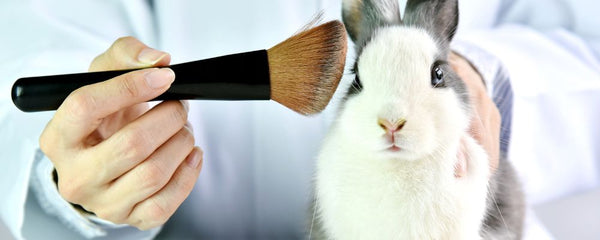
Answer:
[
  {"left": 403, "top": 0, "right": 459, "bottom": 47},
  {"left": 342, "top": 0, "right": 402, "bottom": 50}
]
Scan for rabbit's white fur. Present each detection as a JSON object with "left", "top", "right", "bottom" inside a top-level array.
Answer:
[{"left": 314, "top": 27, "right": 490, "bottom": 239}]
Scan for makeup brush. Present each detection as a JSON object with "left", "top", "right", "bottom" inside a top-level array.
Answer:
[{"left": 11, "top": 20, "right": 347, "bottom": 115}]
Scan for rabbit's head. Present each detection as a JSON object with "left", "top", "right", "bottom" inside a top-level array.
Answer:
[{"left": 336, "top": 0, "right": 469, "bottom": 161}]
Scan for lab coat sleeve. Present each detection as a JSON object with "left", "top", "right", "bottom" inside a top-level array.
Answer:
[
  {"left": 0, "top": 0, "right": 161, "bottom": 239},
  {"left": 493, "top": 0, "right": 600, "bottom": 60}
]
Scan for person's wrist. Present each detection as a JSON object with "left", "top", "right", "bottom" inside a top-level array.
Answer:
[
  {"left": 30, "top": 151, "right": 108, "bottom": 238},
  {"left": 51, "top": 169, "right": 96, "bottom": 216}
]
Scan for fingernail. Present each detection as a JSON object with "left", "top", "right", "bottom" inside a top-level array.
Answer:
[
  {"left": 145, "top": 68, "right": 175, "bottom": 89},
  {"left": 138, "top": 48, "right": 168, "bottom": 65},
  {"left": 184, "top": 121, "right": 194, "bottom": 133},
  {"left": 181, "top": 100, "right": 190, "bottom": 113},
  {"left": 186, "top": 147, "right": 202, "bottom": 169}
]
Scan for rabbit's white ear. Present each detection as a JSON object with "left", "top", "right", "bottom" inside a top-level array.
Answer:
[
  {"left": 403, "top": 0, "right": 459, "bottom": 46},
  {"left": 342, "top": 0, "right": 402, "bottom": 50}
]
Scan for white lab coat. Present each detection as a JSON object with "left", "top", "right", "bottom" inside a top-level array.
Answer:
[{"left": 0, "top": 0, "right": 598, "bottom": 239}]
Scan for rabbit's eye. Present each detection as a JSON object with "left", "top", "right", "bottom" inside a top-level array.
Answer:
[{"left": 431, "top": 65, "right": 446, "bottom": 88}]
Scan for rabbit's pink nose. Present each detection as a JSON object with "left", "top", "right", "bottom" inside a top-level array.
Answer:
[{"left": 378, "top": 118, "right": 406, "bottom": 133}]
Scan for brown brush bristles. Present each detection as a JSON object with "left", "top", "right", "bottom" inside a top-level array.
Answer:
[{"left": 267, "top": 20, "right": 348, "bottom": 115}]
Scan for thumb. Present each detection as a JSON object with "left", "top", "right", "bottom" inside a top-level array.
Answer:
[{"left": 89, "top": 36, "right": 171, "bottom": 72}]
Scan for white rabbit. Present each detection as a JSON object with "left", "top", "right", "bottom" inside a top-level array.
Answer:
[{"left": 311, "top": 0, "right": 524, "bottom": 239}]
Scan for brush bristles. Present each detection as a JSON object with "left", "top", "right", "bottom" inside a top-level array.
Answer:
[{"left": 268, "top": 20, "right": 348, "bottom": 115}]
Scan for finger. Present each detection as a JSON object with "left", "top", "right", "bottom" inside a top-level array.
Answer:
[
  {"left": 488, "top": 105, "right": 501, "bottom": 172},
  {"left": 86, "top": 36, "right": 171, "bottom": 140},
  {"left": 55, "top": 101, "right": 188, "bottom": 204},
  {"left": 127, "top": 147, "right": 203, "bottom": 230},
  {"left": 90, "top": 125, "right": 195, "bottom": 223},
  {"left": 90, "top": 36, "right": 171, "bottom": 71},
  {"left": 468, "top": 102, "right": 500, "bottom": 174},
  {"left": 455, "top": 137, "right": 468, "bottom": 178},
  {"left": 90, "top": 103, "right": 151, "bottom": 140},
  {"left": 91, "top": 100, "right": 189, "bottom": 182},
  {"left": 52, "top": 68, "right": 175, "bottom": 147}
]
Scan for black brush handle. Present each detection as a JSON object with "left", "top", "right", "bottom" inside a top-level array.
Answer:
[{"left": 12, "top": 50, "right": 271, "bottom": 112}]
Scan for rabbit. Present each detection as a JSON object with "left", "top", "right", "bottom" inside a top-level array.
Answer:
[{"left": 310, "top": 0, "right": 525, "bottom": 239}]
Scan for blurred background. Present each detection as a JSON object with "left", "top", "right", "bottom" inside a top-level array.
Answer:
[{"left": 1, "top": 0, "right": 599, "bottom": 239}]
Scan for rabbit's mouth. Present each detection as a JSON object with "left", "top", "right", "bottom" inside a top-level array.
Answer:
[
  {"left": 388, "top": 145, "right": 401, "bottom": 152},
  {"left": 378, "top": 144, "right": 418, "bottom": 160},
  {"left": 380, "top": 142, "right": 409, "bottom": 156},
  {"left": 382, "top": 133, "right": 404, "bottom": 152},
  {"left": 377, "top": 136, "right": 428, "bottom": 160},
  {"left": 382, "top": 143, "right": 402, "bottom": 152}
]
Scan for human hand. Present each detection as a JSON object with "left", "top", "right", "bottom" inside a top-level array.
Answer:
[
  {"left": 449, "top": 52, "right": 501, "bottom": 178},
  {"left": 39, "top": 37, "right": 203, "bottom": 230}
]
